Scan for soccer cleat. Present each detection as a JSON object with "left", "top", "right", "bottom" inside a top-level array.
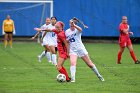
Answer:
[
  {"left": 135, "top": 60, "right": 140, "bottom": 64},
  {"left": 71, "top": 76, "right": 75, "bottom": 82},
  {"left": 48, "top": 60, "right": 52, "bottom": 63},
  {"left": 117, "top": 62, "right": 121, "bottom": 64},
  {"left": 98, "top": 76, "right": 105, "bottom": 81},
  {"left": 71, "top": 79, "right": 75, "bottom": 83},
  {"left": 38, "top": 55, "right": 42, "bottom": 62},
  {"left": 66, "top": 77, "right": 71, "bottom": 82}
]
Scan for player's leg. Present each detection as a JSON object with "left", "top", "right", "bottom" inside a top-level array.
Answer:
[
  {"left": 44, "top": 44, "right": 52, "bottom": 62},
  {"left": 8, "top": 33, "right": 13, "bottom": 48},
  {"left": 57, "top": 57, "right": 70, "bottom": 81},
  {"left": 50, "top": 45, "right": 57, "bottom": 65},
  {"left": 70, "top": 54, "right": 78, "bottom": 82},
  {"left": 127, "top": 45, "right": 140, "bottom": 64},
  {"left": 4, "top": 33, "right": 8, "bottom": 48},
  {"left": 117, "top": 46, "right": 125, "bottom": 64},
  {"left": 81, "top": 54, "right": 105, "bottom": 81}
]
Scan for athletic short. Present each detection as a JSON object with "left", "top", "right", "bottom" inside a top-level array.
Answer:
[
  {"left": 69, "top": 48, "right": 88, "bottom": 57},
  {"left": 42, "top": 38, "right": 49, "bottom": 46},
  {"left": 58, "top": 51, "right": 68, "bottom": 59},
  {"left": 5, "top": 32, "right": 13, "bottom": 34},
  {"left": 119, "top": 37, "right": 132, "bottom": 47},
  {"left": 47, "top": 38, "right": 57, "bottom": 47}
]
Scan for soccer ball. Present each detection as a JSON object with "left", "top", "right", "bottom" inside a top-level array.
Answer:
[{"left": 56, "top": 74, "right": 66, "bottom": 82}]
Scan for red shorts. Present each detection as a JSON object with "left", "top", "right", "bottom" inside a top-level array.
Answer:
[
  {"left": 58, "top": 50, "right": 68, "bottom": 59},
  {"left": 119, "top": 37, "right": 132, "bottom": 47}
]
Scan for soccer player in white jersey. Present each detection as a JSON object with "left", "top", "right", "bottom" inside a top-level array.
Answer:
[
  {"left": 65, "top": 20, "right": 105, "bottom": 82},
  {"left": 32, "top": 18, "right": 52, "bottom": 63},
  {"left": 42, "top": 17, "right": 57, "bottom": 65}
]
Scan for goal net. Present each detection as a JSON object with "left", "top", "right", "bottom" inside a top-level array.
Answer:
[{"left": 0, "top": 0, "right": 53, "bottom": 38}]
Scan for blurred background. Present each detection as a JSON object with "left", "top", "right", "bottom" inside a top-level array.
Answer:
[{"left": 0, "top": 0, "right": 140, "bottom": 42}]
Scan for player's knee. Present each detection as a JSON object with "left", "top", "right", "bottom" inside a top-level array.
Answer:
[
  {"left": 71, "top": 62, "right": 76, "bottom": 66},
  {"left": 57, "top": 65, "right": 62, "bottom": 70}
]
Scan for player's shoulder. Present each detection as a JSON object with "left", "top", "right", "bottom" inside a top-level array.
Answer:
[
  {"left": 65, "top": 28, "right": 71, "bottom": 33},
  {"left": 9, "top": 19, "right": 14, "bottom": 22}
]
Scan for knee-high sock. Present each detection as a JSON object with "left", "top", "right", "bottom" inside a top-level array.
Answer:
[
  {"left": 52, "top": 54, "right": 57, "bottom": 65},
  {"left": 40, "top": 51, "right": 46, "bottom": 59},
  {"left": 117, "top": 51, "right": 122, "bottom": 63},
  {"left": 4, "top": 40, "right": 8, "bottom": 48},
  {"left": 9, "top": 40, "right": 13, "bottom": 48},
  {"left": 91, "top": 65, "right": 102, "bottom": 77},
  {"left": 58, "top": 66, "right": 70, "bottom": 81},
  {"left": 46, "top": 52, "right": 52, "bottom": 62},
  {"left": 70, "top": 66, "right": 76, "bottom": 80},
  {"left": 130, "top": 51, "right": 137, "bottom": 62}
]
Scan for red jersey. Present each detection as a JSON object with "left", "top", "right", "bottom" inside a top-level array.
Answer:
[
  {"left": 52, "top": 29, "right": 68, "bottom": 59},
  {"left": 119, "top": 23, "right": 132, "bottom": 47},
  {"left": 119, "top": 23, "right": 129, "bottom": 38}
]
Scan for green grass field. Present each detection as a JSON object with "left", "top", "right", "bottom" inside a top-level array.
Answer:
[{"left": 0, "top": 42, "right": 140, "bottom": 93}]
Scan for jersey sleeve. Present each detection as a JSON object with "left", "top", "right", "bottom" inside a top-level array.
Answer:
[
  {"left": 52, "top": 29, "right": 59, "bottom": 34},
  {"left": 119, "top": 24, "right": 125, "bottom": 32}
]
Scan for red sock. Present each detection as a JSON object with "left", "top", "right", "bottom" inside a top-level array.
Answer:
[
  {"left": 130, "top": 51, "right": 137, "bottom": 62},
  {"left": 117, "top": 51, "right": 122, "bottom": 63},
  {"left": 58, "top": 66, "right": 70, "bottom": 81}
]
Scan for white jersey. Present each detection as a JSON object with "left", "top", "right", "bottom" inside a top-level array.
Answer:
[
  {"left": 46, "top": 24, "right": 57, "bottom": 46},
  {"left": 65, "top": 28, "right": 88, "bottom": 57},
  {"left": 41, "top": 24, "right": 49, "bottom": 39}
]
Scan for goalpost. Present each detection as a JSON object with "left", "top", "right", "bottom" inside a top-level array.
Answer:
[{"left": 0, "top": 0, "right": 53, "bottom": 43}]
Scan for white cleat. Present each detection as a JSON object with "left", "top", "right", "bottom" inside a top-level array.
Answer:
[
  {"left": 48, "top": 60, "right": 52, "bottom": 63},
  {"left": 71, "top": 80, "right": 75, "bottom": 83},
  {"left": 98, "top": 76, "right": 105, "bottom": 81},
  {"left": 71, "top": 78, "right": 75, "bottom": 83},
  {"left": 38, "top": 55, "right": 42, "bottom": 62}
]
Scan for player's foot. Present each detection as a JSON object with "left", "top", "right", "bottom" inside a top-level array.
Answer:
[
  {"left": 135, "top": 60, "right": 140, "bottom": 64},
  {"left": 66, "top": 77, "right": 71, "bottom": 82},
  {"left": 71, "top": 79, "right": 75, "bottom": 83},
  {"left": 71, "top": 76, "right": 75, "bottom": 82},
  {"left": 48, "top": 60, "right": 52, "bottom": 63},
  {"left": 38, "top": 55, "right": 41, "bottom": 62},
  {"left": 117, "top": 62, "right": 121, "bottom": 64},
  {"left": 98, "top": 76, "right": 105, "bottom": 81}
]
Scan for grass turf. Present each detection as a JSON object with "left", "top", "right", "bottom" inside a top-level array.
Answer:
[{"left": 0, "top": 42, "right": 140, "bottom": 93}]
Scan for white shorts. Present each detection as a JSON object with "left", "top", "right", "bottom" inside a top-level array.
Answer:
[
  {"left": 47, "top": 38, "right": 57, "bottom": 47},
  {"left": 42, "top": 38, "right": 49, "bottom": 46},
  {"left": 69, "top": 48, "right": 88, "bottom": 57}
]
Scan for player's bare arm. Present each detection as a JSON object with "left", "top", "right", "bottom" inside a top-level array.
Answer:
[
  {"left": 31, "top": 31, "right": 41, "bottom": 40},
  {"left": 41, "top": 31, "right": 48, "bottom": 40},
  {"left": 34, "top": 28, "right": 52, "bottom": 32}
]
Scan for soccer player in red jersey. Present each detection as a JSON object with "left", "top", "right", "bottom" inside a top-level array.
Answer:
[
  {"left": 34, "top": 21, "right": 71, "bottom": 82},
  {"left": 117, "top": 16, "right": 140, "bottom": 64}
]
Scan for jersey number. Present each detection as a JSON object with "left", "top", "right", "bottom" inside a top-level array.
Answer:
[
  {"left": 69, "top": 38, "right": 75, "bottom": 42},
  {"left": 52, "top": 33, "right": 55, "bottom": 37}
]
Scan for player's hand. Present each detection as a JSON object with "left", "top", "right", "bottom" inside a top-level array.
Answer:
[
  {"left": 84, "top": 25, "right": 88, "bottom": 28},
  {"left": 13, "top": 31, "right": 16, "bottom": 35},
  {"left": 129, "top": 32, "right": 133, "bottom": 35},
  {"left": 31, "top": 36, "right": 35, "bottom": 40},
  {"left": 67, "top": 52, "right": 70, "bottom": 58},
  {"left": 34, "top": 28, "right": 41, "bottom": 32},
  {"left": 70, "top": 20, "right": 75, "bottom": 26},
  {"left": 2, "top": 31, "right": 5, "bottom": 35},
  {"left": 40, "top": 38, "right": 43, "bottom": 43}
]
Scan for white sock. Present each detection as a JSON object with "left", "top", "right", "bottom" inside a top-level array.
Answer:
[
  {"left": 70, "top": 66, "right": 76, "bottom": 81},
  {"left": 52, "top": 54, "right": 57, "bottom": 65},
  {"left": 40, "top": 51, "right": 46, "bottom": 59},
  {"left": 46, "top": 52, "right": 51, "bottom": 62},
  {"left": 91, "top": 65, "right": 102, "bottom": 77}
]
